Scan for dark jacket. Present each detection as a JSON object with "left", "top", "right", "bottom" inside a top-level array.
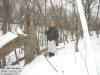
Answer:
[{"left": 45, "top": 26, "right": 59, "bottom": 42}]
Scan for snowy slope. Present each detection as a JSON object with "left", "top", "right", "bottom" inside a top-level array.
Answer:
[
  {"left": 19, "top": 32, "right": 100, "bottom": 75},
  {"left": 20, "top": 32, "right": 100, "bottom": 75},
  {"left": 19, "top": 44, "right": 88, "bottom": 75}
]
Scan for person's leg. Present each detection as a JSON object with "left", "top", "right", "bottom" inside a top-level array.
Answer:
[
  {"left": 49, "top": 52, "right": 55, "bottom": 57},
  {"left": 48, "top": 41, "right": 57, "bottom": 57},
  {"left": 0, "top": 60, "right": 2, "bottom": 68},
  {"left": 48, "top": 41, "right": 52, "bottom": 57},
  {"left": 49, "top": 41, "right": 56, "bottom": 57},
  {"left": 52, "top": 41, "right": 56, "bottom": 52}
]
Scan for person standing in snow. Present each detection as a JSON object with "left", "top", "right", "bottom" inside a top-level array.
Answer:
[{"left": 45, "top": 20, "right": 59, "bottom": 57}]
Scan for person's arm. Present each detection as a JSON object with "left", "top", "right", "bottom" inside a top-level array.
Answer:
[
  {"left": 45, "top": 31, "right": 49, "bottom": 35},
  {"left": 55, "top": 28, "right": 59, "bottom": 42},
  {"left": 45, "top": 26, "right": 49, "bottom": 35}
]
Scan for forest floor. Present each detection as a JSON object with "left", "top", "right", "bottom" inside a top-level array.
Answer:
[{"left": 19, "top": 31, "right": 100, "bottom": 75}]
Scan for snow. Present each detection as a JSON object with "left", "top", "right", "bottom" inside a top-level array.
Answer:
[
  {"left": 76, "top": 0, "right": 98, "bottom": 75},
  {"left": 19, "top": 44, "right": 87, "bottom": 75},
  {"left": 0, "top": 29, "right": 99, "bottom": 75},
  {"left": 19, "top": 32, "right": 100, "bottom": 75},
  {"left": 12, "top": 26, "right": 24, "bottom": 35},
  {"left": 0, "top": 32, "right": 18, "bottom": 49}
]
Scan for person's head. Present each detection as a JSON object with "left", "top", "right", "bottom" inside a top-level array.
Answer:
[{"left": 50, "top": 20, "right": 55, "bottom": 27}]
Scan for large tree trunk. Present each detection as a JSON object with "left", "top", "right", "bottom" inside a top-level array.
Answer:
[
  {"left": 24, "top": 15, "right": 40, "bottom": 65},
  {"left": 1, "top": 0, "right": 10, "bottom": 68}
]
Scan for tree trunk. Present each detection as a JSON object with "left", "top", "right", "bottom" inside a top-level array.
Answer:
[
  {"left": 24, "top": 15, "right": 40, "bottom": 65},
  {"left": 1, "top": 0, "right": 10, "bottom": 68}
]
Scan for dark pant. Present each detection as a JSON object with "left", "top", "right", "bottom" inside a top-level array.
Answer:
[
  {"left": 0, "top": 61, "right": 2, "bottom": 68},
  {"left": 49, "top": 52, "right": 55, "bottom": 57}
]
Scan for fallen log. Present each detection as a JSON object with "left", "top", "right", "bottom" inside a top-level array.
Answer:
[{"left": 0, "top": 32, "right": 25, "bottom": 60}]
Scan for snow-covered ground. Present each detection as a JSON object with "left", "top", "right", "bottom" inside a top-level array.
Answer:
[
  {"left": 0, "top": 28, "right": 99, "bottom": 75},
  {"left": 19, "top": 32, "right": 100, "bottom": 75}
]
